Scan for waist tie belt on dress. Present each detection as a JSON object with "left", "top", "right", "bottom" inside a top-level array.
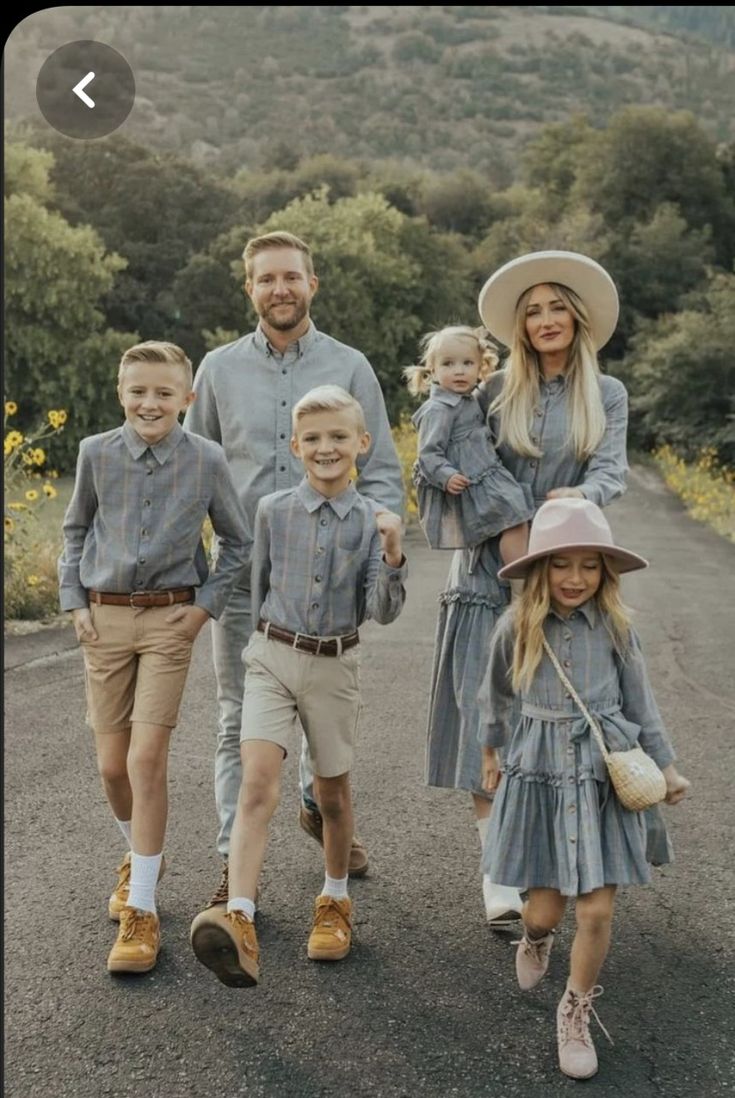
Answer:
[{"left": 520, "top": 701, "right": 641, "bottom": 782}]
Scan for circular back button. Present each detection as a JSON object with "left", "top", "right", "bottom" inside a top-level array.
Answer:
[{"left": 36, "top": 40, "right": 135, "bottom": 139}]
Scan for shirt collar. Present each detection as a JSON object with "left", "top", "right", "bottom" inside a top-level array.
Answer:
[
  {"left": 549, "top": 599, "right": 597, "bottom": 628},
  {"left": 296, "top": 477, "right": 359, "bottom": 518},
  {"left": 121, "top": 419, "right": 184, "bottom": 464},
  {"left": 429, "top": 382, "right": 466, "bottom": 407},
  {"left": 254, "top": 320, "right": 317, "bottom": 359},
  {"left": 539, "top": 370, "right": 567, "bottom": 390}
]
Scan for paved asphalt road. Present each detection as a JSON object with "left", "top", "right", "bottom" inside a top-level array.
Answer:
[{"left": 5, "top": 468, "right": 735, "bottom": 1098}]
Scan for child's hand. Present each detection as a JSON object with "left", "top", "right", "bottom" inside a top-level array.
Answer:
[
  {"left": 375, "top": 510, "right": 404, "bottom": 567},
  {"left": 481, "top": 746, "right": 501, "bottom": 793},
  {"left": 662, "top": 764, "right": 691, "bottom": 805},
  {"left": 165, "top": 603, "right": 210, "bottom": 641},
  {"left": 72, "top": 607, "right": 98, "bottom": 643},
  {"left": 446, "top": 473, "right": 470, "bottom": 495}
]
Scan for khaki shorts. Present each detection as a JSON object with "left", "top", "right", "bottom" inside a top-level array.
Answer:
[
  {"left": 241, "top": 631, "right": 361, "bottom": 777},
  {"left": 81, "top": 602, "right": 195, "bottom": 732}
]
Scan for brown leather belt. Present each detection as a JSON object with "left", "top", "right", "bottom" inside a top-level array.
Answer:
[
  {"left": 89, "top": 588, "right": 195, "bottom": 608},
  {"left": 257, "top": 619, "right": 359, "bottom": 657}
]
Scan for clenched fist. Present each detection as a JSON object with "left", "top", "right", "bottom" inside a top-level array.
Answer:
[{"left": 375, "top": 510, "right": 404, "bottom": 568}]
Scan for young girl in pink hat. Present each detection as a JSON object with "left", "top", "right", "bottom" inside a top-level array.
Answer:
[{"left": 479, "top": 497, "right": 690, "bottom": 1080}]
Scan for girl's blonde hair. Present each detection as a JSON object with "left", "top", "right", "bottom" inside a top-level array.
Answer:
[
  {"left": 403, "top": 325, "right": 499, "bottom": 397},
  {"left": 490, "top": 283, "right": 606, "bottom": 459},
  {"left": 511, "top": 554, "right": 632, "bottom": 693}
]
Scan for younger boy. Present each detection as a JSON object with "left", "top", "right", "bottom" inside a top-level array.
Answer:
[
  {"left": 58, "top": 341, "right": 251, "bottom": 975},
  {"left": 190, "top": 385, "right": 406, "bottom": 986}
]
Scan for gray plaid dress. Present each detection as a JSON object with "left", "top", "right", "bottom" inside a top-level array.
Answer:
[
  {"left": 411, "top": 384, "right": 534, "bottom": 549},
  {"left": 425, "top": 369, "right": 629, "bottom": 795},
  {"left": 478, "top": 605, "right": 676, "bottom": 895}
]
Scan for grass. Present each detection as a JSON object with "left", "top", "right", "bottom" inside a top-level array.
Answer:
[{"left": 653, "top": 445, "right": 735, "bottom": 542}]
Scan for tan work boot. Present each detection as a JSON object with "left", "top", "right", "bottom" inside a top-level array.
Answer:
[
  {"left": 557, "top": 984, "right": 612, "bottom": 1079},
  {"left": 190, "top": 906, "right": 259, "bottom": 987},
  {"left": 107, "top": 906, "right": 160, "bottom": 974},
  {"left": 307, "top": 895, "right": 353, "bottom": 961},
  {"left": 109, "top": 852, "right": 166, "bottom": 921},
  {"left": 299, "top": 805, "right": 369, "bottom": 878}
]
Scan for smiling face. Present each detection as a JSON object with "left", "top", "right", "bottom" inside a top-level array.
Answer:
[
  {"left": 524, "top": 283, "right": 576, "bottom": 359},
  {"left": 118, "top": 361, "right": 194, "bottom": 445},
  {"left": 548, "top": 550, "right": 603, "bottom": 616},
  {"left": 245, "top": 246, "right": 318, "bottom": 336},
  {"left": 291, "top": 407, "right": 371, "bottom": 497},
  {"left": 431, "top": 333, "right": 482, "bottom": 394}
]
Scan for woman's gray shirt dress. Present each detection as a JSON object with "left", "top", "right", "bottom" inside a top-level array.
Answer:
[{"left": 424, "top": 368, "right": 629, "bottom": 795}]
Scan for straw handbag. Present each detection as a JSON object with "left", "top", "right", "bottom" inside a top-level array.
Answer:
[{"left": 542, "top": 638, "right": 667, "bottom": 811}]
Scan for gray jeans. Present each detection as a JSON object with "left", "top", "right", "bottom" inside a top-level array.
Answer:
[{"left": 211, "top": 586, "right": 315, "bottom": 857}]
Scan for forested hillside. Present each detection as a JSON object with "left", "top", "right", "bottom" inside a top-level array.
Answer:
[{"left": 7, "top": 6, "right": 735, "bottom": 177}]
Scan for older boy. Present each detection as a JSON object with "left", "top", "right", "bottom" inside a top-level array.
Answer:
[
  {"left": 59, "top": 341, "right": 251, "bottom": 974},
  {"left": 190, "top": 386, "right": 406, "bottom": 986}
]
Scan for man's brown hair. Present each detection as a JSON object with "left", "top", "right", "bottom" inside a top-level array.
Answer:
[{"left": 242, "top": 231, "right": 314, "bottom": 280}]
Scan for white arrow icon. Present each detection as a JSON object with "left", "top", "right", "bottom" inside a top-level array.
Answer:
[{"left": 72, "top": 72, "right": 95, "bottom": 109}]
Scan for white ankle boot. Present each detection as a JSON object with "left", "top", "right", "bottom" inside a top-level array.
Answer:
[
  {"left": 482, "top": 877, "right": 524, "bottom": 926},
  {"left": 476, "top": 816, "right": 523, "bottom": 926}
]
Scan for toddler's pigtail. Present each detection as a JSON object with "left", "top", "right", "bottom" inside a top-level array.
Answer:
[{"left": 403, "top": 363, "right": 433, "bottom": 397}]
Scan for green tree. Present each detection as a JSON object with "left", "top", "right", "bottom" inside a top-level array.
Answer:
[
  {"left": 4, "top": 145, "right": 136, "bottom": 469},
  {"left": 617, "top": 272, "right": 735, "bottom": 463}
]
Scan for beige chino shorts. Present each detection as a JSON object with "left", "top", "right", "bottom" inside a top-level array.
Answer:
[
  {"left": 240, "top": 631, "right": 361, "bottom": 777},
  {"left": 80, "top": 602, "right": 195, "bottom": 732}
]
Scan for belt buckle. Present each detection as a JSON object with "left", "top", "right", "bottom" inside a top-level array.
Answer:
[
  {"left": 292, "top": 631, "right": 308, "bottom": 653},
  {"left": 129, "top": 590, "right": 148, "bottom": 608}
]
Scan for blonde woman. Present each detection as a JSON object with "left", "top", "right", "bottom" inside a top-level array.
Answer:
[
  {"left": 425, "top": 252, "right": 629, "bottom": 926},
  {"left": 479, "top": 498, "right": 689, "bottom": 1079}
]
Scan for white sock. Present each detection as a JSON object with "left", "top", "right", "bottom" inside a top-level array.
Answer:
[
  {"left": 127, "top": 852, "right": 163, "bottom": 914},
  {"left": 115, "top": 817, "right": 132, "bottom": 847},
  {"left": 227, "top": 897, "right": 256, "bottom": 921},
  {"left": 476, "top": 816, "right": 491, "bottom": 850},
  {"left": 321, "top": 874, "right": 349, "bottom": 900}
]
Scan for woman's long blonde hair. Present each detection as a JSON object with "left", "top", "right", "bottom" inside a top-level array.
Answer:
[
  {"left": 511, "top": 555, "right": 632, "bottom": 693},
  {"left": 490, "top": 283, "right": 606, "bottom": 460},
  {"left": 403, "top": 325, "right": 499, "bottom": 397}
]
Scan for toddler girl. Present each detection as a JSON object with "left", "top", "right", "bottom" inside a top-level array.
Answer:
[
  {"left": 405, "top": 326, "right": 533, "bottom": 560},
  {"left": 479, "top": 497, "right": 689, "bottom": 1080}
]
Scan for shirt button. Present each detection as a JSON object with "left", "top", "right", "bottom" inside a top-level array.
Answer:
[
  {"left": 564, "top": 634, "right": 572, "bottom": 642},
  {"left": 569, "top": 836, "right": 576, "bottom": 844},
  {"left": 563, "top": 660, "right": 571, "bottom": 668},
  {"left": 279, "top": 465, "right": 286, "bottom": 472},
  {"left": 281, "top": 400, "right": 287, "bottom": 407},
  {"left": 315, "top": 575, "right": 322, "bottom": 583},
  {"left": 146, "top": 468, "right": 153, "bottom": 476},
  {"left": 529, "top": 461, "right": 537, "bottom": 468},
  {"left": 531, "top": 436, "right": 539, "bottom": 443},
  {"left": 311, "top": 602, "right": 319, "bottom": 610},
  {"left": 141, "top": 529, "right": 147, "bottom": 537},
  {"left": 565, "top": 691, "right": 572, "bottom": 699},
  {"left": 282, "top": 369, "right": 287, "bottom": 375},
  {"left": 570, "top": 612, "right": 577, "bottom": 619},
  {"left": 569, "top": 804, "right": 576, "bottom": 813},
  {"left": 280, "top": 433, "right": 286, "bottom": 440},
  {"left": 320, "top": 518, "right": 327, "bottom": 526},
  {"left": 139, "top": 557, "right": 146, "bottom": 564},
  {"left": 316, "top": 546, "right": 324, "bottom": 554},
  {"left": 535, "top": 408, "right": 542, "bottom": 416},
  {"left": 143, "top": 499, "right": 151, "bottom": 507}
]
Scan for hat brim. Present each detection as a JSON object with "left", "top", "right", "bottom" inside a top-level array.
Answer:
[
  {"left": 478, "top": 251, "right": 619, "bottom": 351},
  {"left": 498, "top": 543, "right": 648, "bottom": 580}
]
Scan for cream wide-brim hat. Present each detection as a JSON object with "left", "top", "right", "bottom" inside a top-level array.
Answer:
[
  {"left": 498, "top": 498, "right": 648, "bottom": 580},
  {"left": 478, "top": 251, "right": 619, "bottom": 350}
]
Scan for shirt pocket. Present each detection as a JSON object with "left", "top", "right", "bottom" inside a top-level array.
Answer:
[{"left": 159, "top": 495, "right": 210, "bottom": 547}]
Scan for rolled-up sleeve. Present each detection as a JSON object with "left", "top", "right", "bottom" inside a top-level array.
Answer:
[
  {"left": 578, "top": 378, "right": 629, "bottom": 507},
  {"left": 478, "top": 610, "right": 516, "bottom": 747},
  {"left": 363, "top": 532, "right": 407, "bottom": 625},
  {"left": 617, "top": 629, "right": 676, "bottom": 769}
]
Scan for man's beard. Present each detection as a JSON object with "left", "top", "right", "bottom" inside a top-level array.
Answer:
[{"left": 262, "top": 299, "right": 308, "bottom": 331}]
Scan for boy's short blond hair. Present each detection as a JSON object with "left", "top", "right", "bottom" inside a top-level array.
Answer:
[
  {"left": 242, "top": 231, "right": 314, "bottom": 280},
  {"left": 118, "top": 341, "right": 193, "bottom": 388},
  {"left": 292, "top": 385, "right": 366, "bottom": 434}
]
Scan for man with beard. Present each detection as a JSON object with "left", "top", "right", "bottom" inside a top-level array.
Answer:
[{"left": 184, "top": 232, "right": 404, "bottom": 917}]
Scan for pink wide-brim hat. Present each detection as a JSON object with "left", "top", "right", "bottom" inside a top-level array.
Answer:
[
  {"left": 498, "top": 498, "right": 648, "bottom": 580},
  {"left": 478, "top": 250, "right": 619, "bottom": 351}
]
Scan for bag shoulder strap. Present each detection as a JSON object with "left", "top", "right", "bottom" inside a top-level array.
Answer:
[{"left": 541, "top": 635, "right": 610, "bottom": 761}]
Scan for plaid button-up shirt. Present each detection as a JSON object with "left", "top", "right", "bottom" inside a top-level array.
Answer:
[
  {"left": 58, "top": 421, "right": 252, "bottom": 618},
  {"left": 183, "top": 322, "right": 404, "bottom": 542},
  {"left": 252, "top": 479, "right": 407, "bottom": 637}
]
